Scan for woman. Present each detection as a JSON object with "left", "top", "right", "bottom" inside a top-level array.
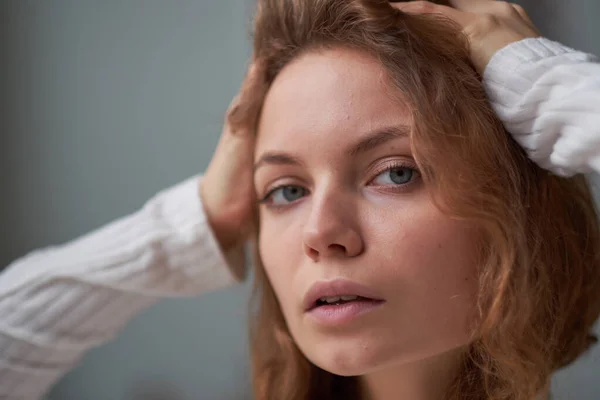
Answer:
[
  {"left": 1, "top": 1, "right": 599, "bottom": 399},
  {"left": 240, "top": 0, "right": 600, "bottom": 399}
]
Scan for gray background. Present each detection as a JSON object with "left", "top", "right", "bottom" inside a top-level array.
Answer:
[{"left": 0, "top": 0, "right": 598, "bottom": 399}]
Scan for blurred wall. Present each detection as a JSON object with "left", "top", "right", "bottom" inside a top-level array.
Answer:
[{"left": 1, "top": 1, "right": 254, "bottom": 399}]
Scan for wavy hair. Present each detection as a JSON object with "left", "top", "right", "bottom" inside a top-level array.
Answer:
[{"left": 228, "top": 0, "right": 600, "bottom": 398}]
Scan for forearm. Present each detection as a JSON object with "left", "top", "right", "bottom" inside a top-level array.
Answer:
[
  {"left": 483, "top": 37, "right": 600, "bottom": 176},
  {"left": 0, "top": 176, "right": 243, "bottom": 399}
]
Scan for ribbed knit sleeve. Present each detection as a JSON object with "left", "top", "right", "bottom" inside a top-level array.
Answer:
[
  {"left": 483, "top": 37, "right": 600, "bottom": 177},
  {"left": 0, "top": 176, "right": 244, "bottom": 399}
]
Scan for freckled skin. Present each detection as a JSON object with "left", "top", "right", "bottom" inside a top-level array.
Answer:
[{"left": 253, "top": 48, "right": 479, "bottom": 398}]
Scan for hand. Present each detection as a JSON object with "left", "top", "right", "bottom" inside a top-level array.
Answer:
[
  {"left": 200, "top": 64, "right": 258, "bottom": 255},
  {"left": 392, "top": 0, "right": 541, "bottom": 74}
]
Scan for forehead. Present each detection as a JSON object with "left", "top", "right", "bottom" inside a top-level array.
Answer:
[{"left": 256, "top": 47, "right": 411, "bottom": 154}]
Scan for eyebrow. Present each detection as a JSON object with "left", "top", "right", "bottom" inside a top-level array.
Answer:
[
  {"left": 347, "top": 125, "right": 411, "bottom": 156},
  {"left": 253, "top": 125, "right": 411, "bottom": 173},
  {"left": 254, "top": 152, "right": 303, "bottom": 173}
]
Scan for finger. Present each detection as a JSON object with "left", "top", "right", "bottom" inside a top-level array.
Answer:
[
  {"left": 392, "top": 0, "right": 440, "bottom": 13},
  {"left": 448, "top": 0, "right": 493, "bottom": 11},
  {"left": 227, "top": 62, "right": 261, "bottom": 136},
  {"left": 238, "top": 62, "right": 260, "bottom": 100},
  {"left": 228, "top": 64, "right": 256, "bottom": 114},
  {"left": 449, "top": 0, "right": 513, "bottom": 15},
  {"left": 392, "top": 1, "right": 472, "bottom": 27},
  {"left": 449, "top": 0, "right": 541, "bottom": 36},
  {"left": 390, "top": 0, "right": 450, "bottom": 5},
  {"left": 226, "top": 95, "right": 240, "bottom": 116}
]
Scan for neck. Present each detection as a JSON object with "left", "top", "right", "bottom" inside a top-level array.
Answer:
[{"left": 358, "top": 347, "right": 465, "bottom": 400}]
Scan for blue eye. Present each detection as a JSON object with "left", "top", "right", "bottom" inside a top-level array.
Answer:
[
  {"left": 264, "top": 185, "right": 307, "bottom": 205},
  {"left": 372, "top": 166, "right": 416, "bottom": 186}
]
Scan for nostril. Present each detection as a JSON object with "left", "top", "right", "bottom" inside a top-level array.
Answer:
[
  {"left": 305, "top": 245, "right": 320, "bottom": 261},
  {"left": 328, "top": 243, "right": 346, "bottom": 254}
]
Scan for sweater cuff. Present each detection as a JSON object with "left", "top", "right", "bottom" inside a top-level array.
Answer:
[
  {"left": 152, "top": 176, "right": 246, "bottom": 294},
  {"left": 483, "top": 37, "right": 595, "bottom": 106},
  {"left": 485, "top": 37, "right": 575, "bottom": 75}
]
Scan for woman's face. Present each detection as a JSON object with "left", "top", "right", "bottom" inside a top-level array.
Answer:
[{"left": 254, "top": 47, "right": 479, "bottom": 376}]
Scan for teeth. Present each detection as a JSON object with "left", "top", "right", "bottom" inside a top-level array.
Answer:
[
  {"left": 321, "top": 296, "right": 341, "bottom": 303},
  {"left": 319, "top": 295, "right": 359, "bottom": 304}
]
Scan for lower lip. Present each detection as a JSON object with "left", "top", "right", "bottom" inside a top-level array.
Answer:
[{"left": 307, "top": 300, "right": 384, "bottom": 326}]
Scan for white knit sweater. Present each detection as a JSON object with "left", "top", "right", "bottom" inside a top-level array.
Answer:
[{"left": 0, "top": 37, "right": 599, "bottom": 400}]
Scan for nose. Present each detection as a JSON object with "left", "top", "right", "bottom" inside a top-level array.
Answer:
[{"left": 302, "top": 191, "right": 364, "bottom": 262}]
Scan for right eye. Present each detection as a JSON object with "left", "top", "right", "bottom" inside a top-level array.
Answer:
[{"left": 261, "top": 185, "right": 307, "bottom": 207}]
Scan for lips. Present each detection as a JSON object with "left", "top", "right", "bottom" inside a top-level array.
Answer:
[{"left": 303, "top": 278, "right": 384, "bottom": 311}]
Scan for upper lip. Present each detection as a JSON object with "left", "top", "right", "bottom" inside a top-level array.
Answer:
[{"left": 303, "top": 278, "right": 384, "bottom": 311}]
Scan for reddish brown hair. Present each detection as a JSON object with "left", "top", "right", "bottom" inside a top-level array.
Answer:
[{"left": 229, "top": 0, "right": 600, "bottom": 399}]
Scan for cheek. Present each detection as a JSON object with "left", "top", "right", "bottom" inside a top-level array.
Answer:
[
  {"left": 371, "top": 194, "right": 477, "bottom": 277},
  {"left": 257, "top": 214, "right": 301, "bottom": 311},
  {"left": 378, "top": 205, "right": 480, "bottom": 337},
  {"left": 383, "top": 214, "right": 478, "bottom": 288}
]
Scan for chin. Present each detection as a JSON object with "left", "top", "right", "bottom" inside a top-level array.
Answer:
[{"left": 298, "top": 335, "right": 390, "bottom": 377}]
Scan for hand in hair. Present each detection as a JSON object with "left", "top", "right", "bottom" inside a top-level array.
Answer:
[
  {"left": 392, "top": 0, "right": 541, "bottom": 73},
  {"left": 200, "top": 63, "right": 258, "bottom": 261}
]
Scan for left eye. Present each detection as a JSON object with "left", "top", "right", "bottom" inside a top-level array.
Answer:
[
  {"left": 263, "top": 185, "right": 307, "bottom": 206},
  {"left": 372, "top": 166, "right": 416, "bottom": 186}
]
